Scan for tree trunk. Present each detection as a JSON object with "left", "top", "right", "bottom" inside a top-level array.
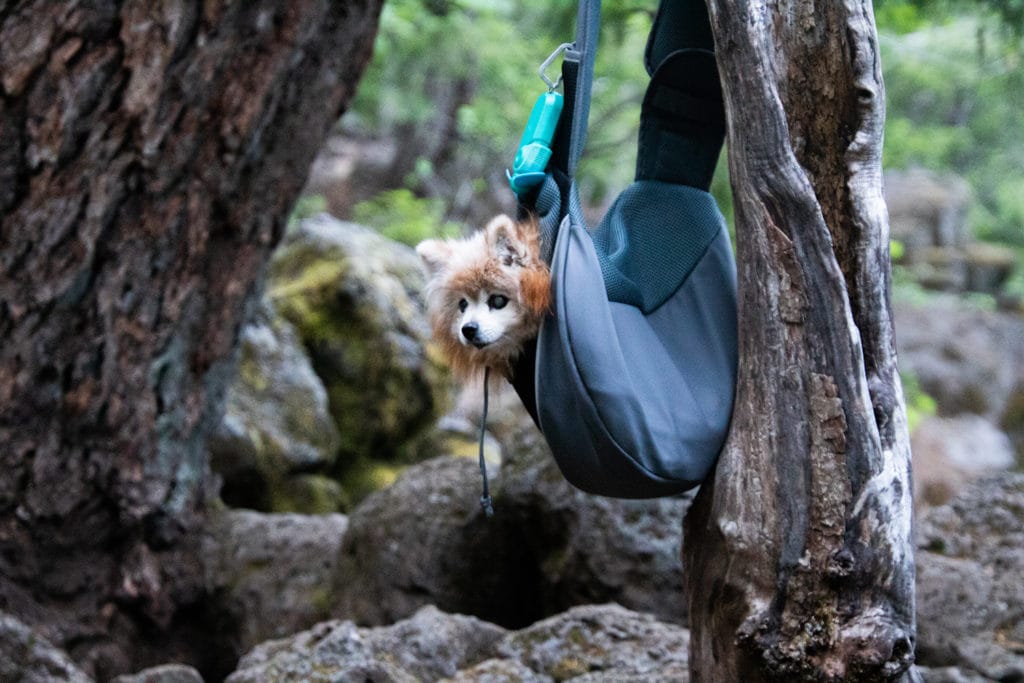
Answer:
[
  {"left": 0, "top": 0, "right": 381, "bottom": 678},
  {"left": 684, "top": 0, "right": 916, "bottom": 681}
]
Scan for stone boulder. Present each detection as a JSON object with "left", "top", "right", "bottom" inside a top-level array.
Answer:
[
  {"left": 202, "top": 509, "right": 350, "bottom": 658},
  {"left": 224, "top": 604, "right": 690, "bottom": 682},
  {"left": 895, "top": 296, "right": 1024, "bottom": 458},
  {"left": 0, "top": 612, "right": 93, "bottom": 683},
  {"left": 210, "top": 299, "right": 344, "bottom": 513},
  {"left": 492, "top": 604, "right": 690, "bottom": 681},
  {"left": 915, "top": 473, "right": 1024, "bottom": 680},
  {"left": 497, "top": 413, "right": 692, "bottom": 625},
  {"left": 963, "top": 242, "right": 1018, "bottom": 296},
  {"left": 911, "top": 414, "right": 1016, "bottom": 508},
  {"left": 884, "top": 169, "right": 1020, "bottom": 297},
  {"left": 443, "top": 658, "right": 553, "bottom": 683},
  {"left": 334, "top": 404, "right": 689, "bottom": 629},
  {"left": 111, "top": 664, "right": 204, "bottom": 683},
  {"left": 332, "top": 455, "right": 521, "bottom": 627},
  {"left": 884, "top": 169, "right": 971, "bottom": 259},
  {"left": 915, "top": 666, "right": 994, "bottom": 683},
  {"left": 267, "top": 215, "right": 451, "bottom": 487},
  {"left": 225, "top": 606, "right": 506, "bottom": 683}
]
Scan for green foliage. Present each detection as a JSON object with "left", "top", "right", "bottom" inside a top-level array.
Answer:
[
  {"left": 1000, "top": 245, "right": 1024, "bottom": 298},
  {"left": 902, "top": 370, "right": 938, "bottom": 433},
  {"left": 890, "top": 240, "right": 907, "bottom": 261},
  {"left": 875, "top": 1, "right": 929, "bottom": 34},
  {"left": 348, "top": 0, "right": 656, "bottom": 215},
  {"left": 709, "top": 148, "right": 734, "bottom": 236},
  {"left": 352, "top": 189, "right": 461, "bottom": 246},
  {"left": 881, "top": 16, "right": 1024, "bottom": 247},
  {"left": 345, "top": 0, "right": 1020, "bottom": 267},
  {"left": 876, "top": 0, "right": 1024, "bottom": 36}
]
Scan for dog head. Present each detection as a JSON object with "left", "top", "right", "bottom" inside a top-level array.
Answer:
[{"left": 417, "top": 215, "right": 550, "bottom": 379}]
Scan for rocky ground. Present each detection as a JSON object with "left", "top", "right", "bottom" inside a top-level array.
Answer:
[
  {"left": 5, "top": 470, "right": 1023, "bottom": 682},
  {"left": 3, "top": 215, "right": 1022, "bottom": 681}
]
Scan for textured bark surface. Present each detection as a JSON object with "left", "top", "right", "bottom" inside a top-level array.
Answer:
[
  {"left": 0, "top": 0, "right": 381, "bottom": 678},
  {"left": 684, "top": 0, "right": 916, "bottom": 681}
]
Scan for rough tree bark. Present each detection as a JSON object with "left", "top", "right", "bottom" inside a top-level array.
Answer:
[
  {"left": 684, "top": 0, "right": 916, "bottom": 681},
  {"left": 0, "top": 0, "right": 381, "bottom": 678}
]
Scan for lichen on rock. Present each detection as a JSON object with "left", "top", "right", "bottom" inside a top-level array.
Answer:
[
  {"left": 210, "top": 298, "right": 342, "bottom": 512},
  {"left": 224, "top": 603, "right": 691, "bottom": 682},
  {"left": 267, "top": 215, "right": 452, "bottom": 471}
]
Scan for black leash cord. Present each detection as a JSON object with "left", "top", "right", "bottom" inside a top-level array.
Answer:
[{"left": 479, "top": 367, "right": 494, "bottom": 517}]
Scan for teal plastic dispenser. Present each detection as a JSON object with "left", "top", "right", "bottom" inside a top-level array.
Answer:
[{"left": 507, "top": 91, "right": 564, "bottom": 196}]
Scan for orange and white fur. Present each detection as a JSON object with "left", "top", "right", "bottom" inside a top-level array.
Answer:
[{"left": 417, "top": 215, "right": 551, "bottom": 380}]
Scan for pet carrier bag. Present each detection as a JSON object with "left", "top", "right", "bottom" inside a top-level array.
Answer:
[{"left": 508, "top": 0, "right": 738, "bottom": 498}]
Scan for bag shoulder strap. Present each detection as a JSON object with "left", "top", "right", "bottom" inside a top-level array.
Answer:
[
  {"left": 550, "top": 0, "right": 724, "bottom": 188},
  {"left": 550, "top": 0, "right": 601, "bottom": 177}
]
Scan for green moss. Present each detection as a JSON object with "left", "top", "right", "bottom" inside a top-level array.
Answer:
[
  {"left": 566, "top": 626, "right": 588, "bottom": 646},
  {"left": 445, "top": 434, "right": 481, "bottom": 459},
  {"left": 267, "top": 226, "right": 453, "bottom": 474},
  {"left": 309, "top": 585, "right": 336, "bottom": 617},
  {"left": 550, "top": 655, "right": 589, "bottom": 681},
  {"left": 336, "top": 457, "right": 406, "bottom": 506},
  {"left": 269, "top": 241, "right": 350, "bottom": 288},
  {"left": 270, "top": 254, "right": 350, "bottom": 342},
  {"left": 270, "top": 474, "right": 349, "bottom": 514}
]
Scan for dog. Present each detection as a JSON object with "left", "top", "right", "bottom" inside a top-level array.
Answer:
[{"left": 416, "top": 214, "right": 550, "bottom": 380}]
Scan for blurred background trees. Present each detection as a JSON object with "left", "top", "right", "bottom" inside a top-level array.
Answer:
[{"left": 307, "top": 0, "right": 1022, "bottom": 303}]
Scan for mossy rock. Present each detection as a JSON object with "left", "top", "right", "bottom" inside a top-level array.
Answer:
[
  {"left": 212, "top": 299, "right": 342, "bottom": 512},
  {"left": 268, "top": 215, "right": 452, "bottom": 469},
  {"left": 335, "top": 456, "right": 407, "bottom": 505},
  {"left": 270, "top": 474, "right": 349, "bottom": 514}
]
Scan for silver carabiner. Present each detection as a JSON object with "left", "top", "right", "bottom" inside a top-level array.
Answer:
[{"left": 539, "top": 42, "right": 574, "bottom": 92}]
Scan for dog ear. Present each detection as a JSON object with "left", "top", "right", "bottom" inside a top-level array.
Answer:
[
  {"left": 485, "top": 215, "right": 527, "bottom": 267},
  {"left": 416, "top": 239, "right": 452, "bottom": 277}
]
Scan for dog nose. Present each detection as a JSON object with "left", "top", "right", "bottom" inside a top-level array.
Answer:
[{"left": 461, "top": 322, "right": 479, "bottom": 342}]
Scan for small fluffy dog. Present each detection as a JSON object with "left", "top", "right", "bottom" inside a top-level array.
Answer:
[{"left": 417, "top": 215, "right": 550, "bottom": 379}]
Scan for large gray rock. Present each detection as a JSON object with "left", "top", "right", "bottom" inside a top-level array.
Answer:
[
  {"left": 225, "top": 606, "right": 506, "bottom": 683},
  {"left": 0, "top": 612, "right": 93, "bottom": 683},
  {"left": 334, "top": 406, "right": 689, "bottom": 630},
  {"left": 333, "top": 455, "right": 516, "bottom": 626},
  {"left": 494, "top": 604, "right": 690, "bottom": 681},
  {"left": 267, "top": 215, "right": 451, "bottom": 473},
  {"left": 911, "top": 414, "right": 1016, "bottom": 508},
  {"left": 884, "top": 169, "right": 971, "bottom": 258},
  {"left": 111, "top": 664, "right": 204, "bottom": 683},
  {"left": 884, "top": 170, "right": 1018, "bottom": 296},
  {"left": 896, "top": 296, "right": 1024, "bottom": 458},
  {"left": 203, "top": 509, "right": 350, "bottom": 655},
  {"left": 442, "top": 658, "right": 553, "bottom": 683},
  {"left": 210, "top": 299, "right": 344, "bottom": 513},
  {"left": 224, "top": 604, "right": 689, "bottom": 682},
  {"left": 915, "top": 473, "right": 1024, "bottom": 680},
  {"left": 497, "top": 413, "right": 691, "bottom": 625},
  {"left": 915, "top": 666, "right": 992, "bottom": 683}
]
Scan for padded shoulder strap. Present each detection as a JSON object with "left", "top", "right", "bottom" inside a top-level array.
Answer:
[{"left": 644, "top": 0, "right": 716, "bottom": 73}]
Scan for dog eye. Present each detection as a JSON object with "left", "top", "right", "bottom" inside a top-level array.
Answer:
[
  {"left": 488, "top": 295, "right": 509, "bottom": 310},
  {"left": 458, "top": 298, "right": 468, "bottom": 312}
]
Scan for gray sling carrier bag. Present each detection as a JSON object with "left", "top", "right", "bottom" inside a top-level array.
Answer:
[{"left": 509, "top": 0, "right": 738, "bottom": 498}]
